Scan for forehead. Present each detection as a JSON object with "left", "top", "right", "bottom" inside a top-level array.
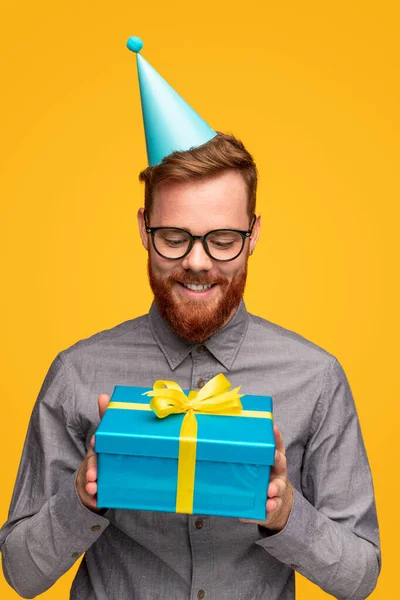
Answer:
[{"left": 151, "top": 171, "right": 249, "bottom": 231}]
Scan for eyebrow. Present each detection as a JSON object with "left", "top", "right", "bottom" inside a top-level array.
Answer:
[{"left": 160, "top": 224, "right": 241, "bottom": 233}]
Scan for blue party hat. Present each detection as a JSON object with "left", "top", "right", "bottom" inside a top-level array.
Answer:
[{"left": 127, "top": 36, "right": 217, "bottom": 167}]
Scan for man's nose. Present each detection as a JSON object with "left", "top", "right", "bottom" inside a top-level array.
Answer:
[{"left": 181, "top": 240, "right": 213, "bottom": 272}]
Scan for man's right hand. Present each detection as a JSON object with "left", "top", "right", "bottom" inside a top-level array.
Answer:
[{"left": 76, "top": 393, "right": 110, "bottom": 511}]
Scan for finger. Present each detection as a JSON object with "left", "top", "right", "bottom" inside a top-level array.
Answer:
[
  {"left": 273, "top": 424, "right": 286, "bottom": 456},
  {"left": 86, "top": 481, "right": 97, "bottom": 496},
  {"left": 268, "top": 480, "right": 279, "bottom": 498},
  {"left": 98, "top": 394, "right": 110, "bottom": 419},
  {"left": 86, "top": 450, "right": 97, "bottom": 483},
  {"left": 267, "top": 496, "right": 282, "bottom": 513},
  {"left": 268, "top": 477, "right": 286, "bottom": 498},
  {"left": 272, "top": 449, "right": 287, "bottom": 476}
]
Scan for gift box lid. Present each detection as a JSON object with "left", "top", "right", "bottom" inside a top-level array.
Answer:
[{"left": 95, "top": 385, "right": 275, "bottom": 465}]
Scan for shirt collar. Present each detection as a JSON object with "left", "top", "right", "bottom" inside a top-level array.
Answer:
[{"left": 148, "top": 300, "right": 249, "bottom": 371}]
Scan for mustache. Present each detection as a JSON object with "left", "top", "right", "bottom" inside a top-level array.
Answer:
[{"left": 169, "top": 271, "right": 225, "bottom": 286}]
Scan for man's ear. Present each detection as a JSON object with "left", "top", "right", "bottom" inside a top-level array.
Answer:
[
  {"left": 137, "top": 208, "right": 149, "bottom": 251},
  {"left": 249, "top": 215, "right": 261, "bottom": 255}
]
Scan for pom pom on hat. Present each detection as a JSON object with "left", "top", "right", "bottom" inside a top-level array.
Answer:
[{"left": 127, "top": 36, "right": 144, "bottom": 53}]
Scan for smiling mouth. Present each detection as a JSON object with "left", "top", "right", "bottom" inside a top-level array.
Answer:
[{"left": 179, "top": 282, "right": 215, "bottom": 292}]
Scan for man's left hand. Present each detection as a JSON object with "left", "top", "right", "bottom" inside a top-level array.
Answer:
[{"left": 240, "top": 424, "right": 293, "bottom": 531}]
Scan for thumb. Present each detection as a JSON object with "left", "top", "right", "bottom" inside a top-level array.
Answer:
[{"left": 98, "top": 393, "right": 110, "bottom": 420}]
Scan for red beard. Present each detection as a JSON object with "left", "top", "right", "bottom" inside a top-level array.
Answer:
[{"left": 148, "top": 260, "right": 248, "bottom": 342}]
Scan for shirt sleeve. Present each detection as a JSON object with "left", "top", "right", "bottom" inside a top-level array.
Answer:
[
  {"left": 256, "top": 357, "right": 381, "bottom": 600},
  {"left": 0, "top": 354, "right": 110, "bottom": 598}
]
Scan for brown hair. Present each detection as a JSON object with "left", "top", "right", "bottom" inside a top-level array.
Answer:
[{"left": 138, "top": 132, "right": 258, "bottom": 217}]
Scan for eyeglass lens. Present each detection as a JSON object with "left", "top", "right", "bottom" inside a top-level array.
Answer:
[{"left": 153, "top": 229, "right": 245, "bottom": 260}]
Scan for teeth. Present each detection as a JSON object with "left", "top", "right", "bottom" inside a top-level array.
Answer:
[{"left": 183, "top": 283, "right": 212, "bottom": 291}]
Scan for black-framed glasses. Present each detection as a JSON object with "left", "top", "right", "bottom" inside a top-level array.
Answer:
[{"left": 144, "top": 212, "right": 256, "bottom": 262}]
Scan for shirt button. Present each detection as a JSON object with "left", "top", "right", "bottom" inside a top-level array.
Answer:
[
  {"left": 91, "top": 525, "right": 101, "bottom": 532},
  {"left": 196, "top": 344, "right": 205, "bottom": 354},
  {"left": 197, "top": 591, "right": 206, "bottom": 599},
  {"left": 197, "top": 378, "right": 205, "bottom": 388},
  {"left": 71, "top": 552, "right": 79, "bottom": 558},
  {"left": 195, "top": 518, "right": 203, "bottom": 529}
]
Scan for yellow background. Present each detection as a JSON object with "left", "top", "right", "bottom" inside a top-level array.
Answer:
[{"left": 1, "top": 1, "right": 398, "bottom": 598}]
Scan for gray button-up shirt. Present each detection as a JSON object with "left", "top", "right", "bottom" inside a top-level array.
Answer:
[{"left": 0, "top": 302, "right": 380, "bottom": 599}]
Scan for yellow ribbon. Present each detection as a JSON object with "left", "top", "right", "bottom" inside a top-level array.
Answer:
[
  {"left": 108, "top": 374, "right": 273, "bottom": 514},
  {"left": 144, "top": 373, "right": 244, "bottom": 418},
  {"left": 142, "top": 374, "right": 244, "bottom": 513}
]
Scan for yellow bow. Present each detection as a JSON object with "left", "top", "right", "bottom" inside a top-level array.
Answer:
[{"left": 143, "top": 372, "right": 243, "bottom": 418}]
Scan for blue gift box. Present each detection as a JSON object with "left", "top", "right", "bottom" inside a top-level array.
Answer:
[{"left": 95, "top": 385, "right": 275, "bottom": 519}]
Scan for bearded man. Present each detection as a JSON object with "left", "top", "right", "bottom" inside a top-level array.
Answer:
[{"left": 0, "top": 132, "right": 380, "bottom": 599}]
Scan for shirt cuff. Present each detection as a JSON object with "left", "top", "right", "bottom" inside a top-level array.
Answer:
[
  {"left": 38, "top": 470, "right": 111, "bottom": 565},
  {"left": 55, "top": 471, "right": 111, "bottom": 556},
  {"left": 255, "top": 487, "right": 315, "bottom": 570}
]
